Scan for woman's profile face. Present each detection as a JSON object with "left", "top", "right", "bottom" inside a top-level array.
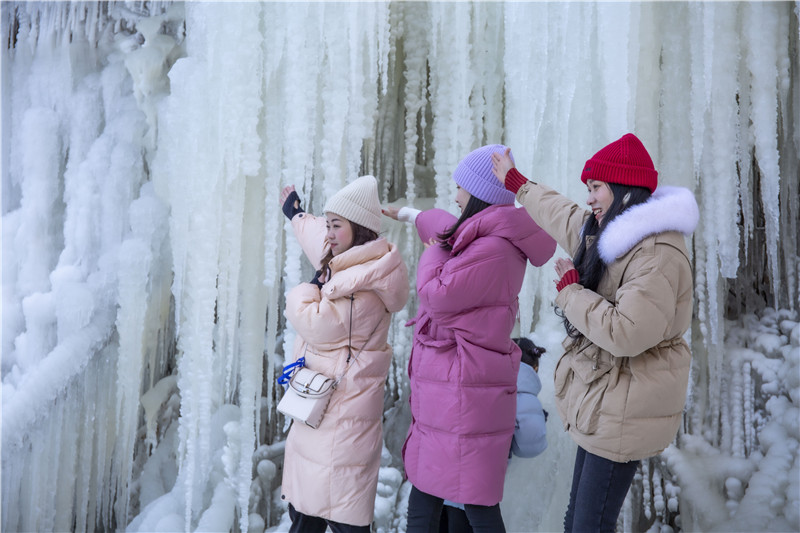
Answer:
[
  {"left": 325, "top": 213, "right": 354, "bottom": 256},
  {"left": 455, "top": 185, "right": 471, "bottom": 213},
  {"left": 585, "top": 179, "right": 614, "bottom": 224}
]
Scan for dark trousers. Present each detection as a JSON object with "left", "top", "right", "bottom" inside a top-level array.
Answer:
[
  {"left": 288, "top": 503, "right": 371, "bottom": 533},
  {"left": 439, "top": 504, "right": 474, "bottom": 533},
  {"left": 563, "top": 446, "right": 639, "bottom": 533},
  {"left": 407, "top": 485, "right": 505, "bottom": 533}
]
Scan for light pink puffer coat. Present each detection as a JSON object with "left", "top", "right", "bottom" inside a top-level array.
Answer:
[{"left": 280, "top": 212, "right": 409, "bottom": 526}]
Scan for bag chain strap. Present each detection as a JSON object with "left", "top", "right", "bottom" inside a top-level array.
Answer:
[
  {"left": 333, "top": 294, "right": 383, "bottom": 389},
  {"left": 276, "top": 294, "right": 383, "bottom": 388}
]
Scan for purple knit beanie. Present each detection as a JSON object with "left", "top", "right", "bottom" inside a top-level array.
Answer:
[
  {"left": 581, "top": 133, "right": 658, "bottom": 193},
  {"left": 453, "top": 144, "right": 516, "bottom": 205}
]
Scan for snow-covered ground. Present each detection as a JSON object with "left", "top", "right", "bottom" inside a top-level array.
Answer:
[{"left": 2, "top": 2, "right": 798, "bottom": 532}]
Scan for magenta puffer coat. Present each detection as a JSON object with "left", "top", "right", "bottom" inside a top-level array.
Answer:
[{"left": 402, "top": 205, "right": 556, "bottom": 506}]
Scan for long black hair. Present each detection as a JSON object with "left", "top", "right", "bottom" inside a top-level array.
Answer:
[
  {"left": 437, "top": 195, "right": 492, "bottom": 251},
  {"left": 558, "top": 182, "right": 652, "bottom": 342}
]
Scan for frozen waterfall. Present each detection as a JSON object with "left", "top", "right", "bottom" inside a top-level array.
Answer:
[{"left": 2, "top": 2, "right": 799, "bottom": 532}]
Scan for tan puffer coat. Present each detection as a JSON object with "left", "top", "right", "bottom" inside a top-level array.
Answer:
[
  {"left": 280, "top": 212, "right": 409, "bottom": 526},
  {"left": 516, "top": 182, "right": 699, "bottom": 462}
]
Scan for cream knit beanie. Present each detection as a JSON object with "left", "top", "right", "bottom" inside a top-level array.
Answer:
[{"left": 323, "top": 175, "right": 382, "bottom": 233}]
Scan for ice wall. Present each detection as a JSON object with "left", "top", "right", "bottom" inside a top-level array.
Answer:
[
  {"left": 1, "top": 1, "right": 798, "bottom": 532},
  {"left": 2, "top": 3, "right": 177, "bottom": 531}
]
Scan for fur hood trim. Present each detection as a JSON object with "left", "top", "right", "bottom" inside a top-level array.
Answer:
[{"left": 598, "top": 186, "right": 699, "bottom": 263}]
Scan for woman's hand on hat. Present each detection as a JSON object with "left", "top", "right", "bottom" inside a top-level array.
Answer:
[
  {"left": 491, "top": 148, "right": 515, "bottom": 184},
  {"left": 280, "top": 185, "right": 299, "bottom": 208},
  {"left": 381, "top": 206, "right": 400, "bottom": 220}
]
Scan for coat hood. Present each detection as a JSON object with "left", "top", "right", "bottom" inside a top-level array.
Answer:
[
  {"left": 450, "top": 204, "right": 556, "bottom": 267},
  {"left": 323, "top": 237, "right": 409, "bottom": 312},
  {"left": 517, "top": 362, "right": 542, "bottom": 396},
  {"left": 598, "top": 186, "right": 699, "bottom": 263}
]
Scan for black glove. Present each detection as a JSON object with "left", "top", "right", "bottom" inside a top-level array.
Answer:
[
  {"left": 309, "top": 269, "right": 325, "bottom": 289},
  {"left": 282, "top": 191, "right": 304, "bottom": 220},
  {"left": 543, "top": 409, "right": 549, "bottom": 422}
]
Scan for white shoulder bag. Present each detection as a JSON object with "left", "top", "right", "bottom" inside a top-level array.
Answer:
[{"left": 277, "top": 296, "right": 382, "bottom": 429}]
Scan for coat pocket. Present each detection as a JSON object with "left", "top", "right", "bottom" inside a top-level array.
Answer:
[
  {"left": 569, "top": 341, "right": 614, "bottom": 385},
  {"left": 572, "top": 374, "right": 610, "bottom": 435},
  {"left": 411, "top": 325, "right": 458, "bottom": 382},
  {"left": 559, "top": 340, "right": 614, "bottom": 436}
]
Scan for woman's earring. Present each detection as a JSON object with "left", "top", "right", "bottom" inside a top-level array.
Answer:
[{"left": 622, "top": 192, "right": 631, "bottom": 205}]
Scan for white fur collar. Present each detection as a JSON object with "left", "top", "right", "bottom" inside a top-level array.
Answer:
[{"left": 597, "top": 186, "right": 699, "bottom": 263}]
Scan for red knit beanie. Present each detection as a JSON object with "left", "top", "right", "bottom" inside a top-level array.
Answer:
[{"left": 580, "top": 133, "right": 658, "bottom": 193}]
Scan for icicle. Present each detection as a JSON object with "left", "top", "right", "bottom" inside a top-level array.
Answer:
[
  {"left": 708, "top": 4, "right": 741, "bottom": 280},
  {"left": 743, "top": 2, "right": 783, "bottom": 303},
  {"left": 157, "top": 52, "right": 222, "bottom": 533},
  {"left": 654, "top": 2, "right": 695, "bottom": 190},
  {"left": 376, "top": 2, "right": 389, "bottom": 99},
  {"left": 634, "top": 3, "right": 666, "bottom": 141},
  {"left": 720, "top": 369, "right": 732, "bottom": 453},
  {"left": 666, "top": 477, "right": 680, "bottom": 515},
  {"left": 743, "top": 361, "right": 754, "bottom": 456},
  {"left": 653, "top": 466, "right": 665, "bottom": 521},
  {"left": 688, "top": 0, "right": 710, "bottom": 306},
  {"left": 502, "top": 1, "right": 548, "bottom": 166},
  {"left": 14, "top": 106, "right": 61, "bottom": 297},
  {"left": 317, "top": 6, "right": 351, "bottom": 200},
  {"left": 694, "top": 240, "right": 708, "bottom": 343},
  {"left": 259, "top": 1, "right": 289, "bottom": 440},
  {"left": 737, "top": 53, "right": 755, "bottom": 260},
  {"left": 468, "top": 2, "right": 504, "bottom": 143},
  {"left": 709, "top": 342, "right": 725, "bottom": 447},
  {"left": 402, "top": 1, "right": 428, "bottom": 210},
  {"left": 731, "top": 362, "right": 745, "bottom": 457},
  {"left": 389, "top": 5, "right": 430, "bottom": 400},
  {"left": 233, "top": 151, "right": 269, "bottom": 533},
  {"left": 74, "top": 366, "right": 98, "bottom": 532},
  {"left": 643, "top": 459, "right": 653, "bottom": 520},
  {"left": 428, "top": 2, "right": 475, "bottom": 210},
  {"left": 501, "top": 2, "right": 555, "bottom": 335},
  {"left": 271, "top": 0, "right": 316, "bottom": 425}
]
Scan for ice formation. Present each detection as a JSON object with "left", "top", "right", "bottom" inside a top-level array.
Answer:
[{"left": 1, "top": 2, "right": 798, "bottom": 532}]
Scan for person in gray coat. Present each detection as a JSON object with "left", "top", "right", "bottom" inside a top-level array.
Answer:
[{"left": 439, "top": 337, "right": 549, "bottom": 533}]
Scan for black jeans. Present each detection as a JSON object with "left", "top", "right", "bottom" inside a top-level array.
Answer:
[
  {"left": 288, "top": 503, "right": 370, "bottom": 533},
  {"left": 439, "top": 504, "right": 474, "bottom": 533},
  {"left": 407, "top": 485, "right": 505, "bottom": 533},
  {"left": 563, "top": 446, "right": 639, "bottom": 533}
]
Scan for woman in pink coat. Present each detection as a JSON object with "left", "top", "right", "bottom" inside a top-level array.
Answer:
[
  {"left": 278, "top": 175, "right": 409, "bottom": 533},
  {"left": 397, "top": 145, "right": 556, "bottom": 532}
]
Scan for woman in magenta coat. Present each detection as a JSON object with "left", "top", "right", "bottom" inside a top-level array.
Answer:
[{"left": 397, "top": 145, "right": 556, "bottom": 532}]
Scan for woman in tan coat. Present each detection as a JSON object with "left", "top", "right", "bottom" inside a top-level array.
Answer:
[
  {"left": 492, "top": 134, "right": 699, "bottom": 532},
  {"left": 278, "top": 176, "right": 409, "bottom": 532}
]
